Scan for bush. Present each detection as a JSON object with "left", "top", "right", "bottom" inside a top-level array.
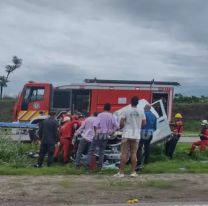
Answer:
[
  {"left": 183, "top": 120, "right": 200, "bottom": 133},
  {"left": 149, "top": 143, "right": 167, "bottom": 162},
  {"left": 0, "top": 137, "right": 32, "bottom": 167}
]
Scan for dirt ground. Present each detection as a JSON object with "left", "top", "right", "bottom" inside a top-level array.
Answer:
[{"left": 0, "top": 174, "right": 208, "bottom": 205}]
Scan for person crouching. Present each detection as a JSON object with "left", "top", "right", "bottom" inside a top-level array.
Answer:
[
  {"left": 74, "top": 112, "right": 98, "bottom": 167},
  {"left": 189, "top": 120, "right": 208, "bottom": 155}
]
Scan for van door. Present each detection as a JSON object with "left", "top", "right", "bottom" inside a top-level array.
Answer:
[
  {"left": 113, "top": 99, "right": 171, "bottom": 145},
  {"left": 151, "top": 100, "right": 171, "bottom": 144},
  {"left": 152, "top": 93, "right": 168, "bottom": 115}
]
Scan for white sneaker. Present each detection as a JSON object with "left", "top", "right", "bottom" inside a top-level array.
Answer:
[
  {"left": 130, "top": 172, "right": 138, "bottom": 177},
  {"left": 113, "top": 172, "right": 125, "bottom": 178}
]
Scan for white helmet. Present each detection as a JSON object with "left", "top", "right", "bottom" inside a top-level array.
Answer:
[
  {"left": 201, "top": 120, "right": 208, "bottom": 126},
  {"left": 63, "top": 116, "right": 71, "bottom": 123}
]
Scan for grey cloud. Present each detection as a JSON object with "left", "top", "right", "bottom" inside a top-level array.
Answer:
[
  {"left": 166, "top": 75, "right": 208, "bottom": 96},
  {"left": 1, "top": 0, "right": 208, "bottom": 96},
  {"left": 31, "top": 63, "right": 85, "bottom": 83},
  {"left": 108, "top": 0, "right": 208, "bottom": 47}
]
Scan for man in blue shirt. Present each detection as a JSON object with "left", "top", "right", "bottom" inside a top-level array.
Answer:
[{"left": 137, "top": 104, "right": 157, "bottom": 170}]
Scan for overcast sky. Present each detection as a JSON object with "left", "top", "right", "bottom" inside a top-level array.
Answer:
[{"left": 0, "top": 0, "right": 208, "bottom": 96}]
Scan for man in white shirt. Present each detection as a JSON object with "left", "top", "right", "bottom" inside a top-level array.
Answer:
[{"left": 114, "top": 96, "right": 146, "bottom": 177}]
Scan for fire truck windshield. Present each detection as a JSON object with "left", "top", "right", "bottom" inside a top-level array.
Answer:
[{"left": 22, "top": 87, "right": 45, "bottom": 110}]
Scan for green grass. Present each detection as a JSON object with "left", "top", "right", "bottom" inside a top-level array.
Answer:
[
  {"left": 0, "top": 163, "right": 89, "bottom": 175},
  {"left": 142, "top": 143, "right": 208, "bottom": 174},
  {"left": 144, "top": 180, "right": 174, "bottom": 189},
  {"left": 183, "top": 119, "right": 201, "bottom": 133},
  {"left": 0, "top": 138, "right": 208, "bottom": 175}
]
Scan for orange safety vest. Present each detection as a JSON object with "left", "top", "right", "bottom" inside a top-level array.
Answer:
[{"left": 173, "top": 120, "right": 183, "bottom": 135}]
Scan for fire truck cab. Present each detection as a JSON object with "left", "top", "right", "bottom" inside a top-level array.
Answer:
[{"left": 13, "top": 78, "right": 179, "bottom": 123}]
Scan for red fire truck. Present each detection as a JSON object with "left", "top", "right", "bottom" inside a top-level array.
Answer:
[{"left": 13, "top": 78, "right": 179, "bottom": 123}]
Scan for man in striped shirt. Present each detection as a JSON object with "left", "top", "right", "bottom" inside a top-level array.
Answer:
[{"left": 87, "top": 103, "right": 119, "bottom": 170}]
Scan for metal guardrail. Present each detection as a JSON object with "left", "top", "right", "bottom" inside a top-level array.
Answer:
[
  {"left": 0, "top": 122, "right": 37, "bottom": 128},
  {"left": 0, "top": 122, "right": 38, "bottom": 142}
]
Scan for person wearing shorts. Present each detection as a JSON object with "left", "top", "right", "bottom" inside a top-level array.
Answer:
[{"left": 114, "top": 96, "right": 146, "bottom": 177}]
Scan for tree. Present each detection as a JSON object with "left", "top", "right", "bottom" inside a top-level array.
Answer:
[
  {"left": 0, "top": 56, "right": 22, "bottom": 99},
  {"left": 175, "top": 93, "right": 183, "bottom": 99}
]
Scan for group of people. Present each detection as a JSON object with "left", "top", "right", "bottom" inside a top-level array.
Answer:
[
  {"left": 34, "top": 95, "right": 208, "bottom": 176},
  {"left": 34, "top": 103, "right": 119, "bottom": 169},
  {"left": 165, "top": 113, "right": 208, "bottom": 158},
  {"left": 34, "top": 96, "right": 157, "bottom": 176}
]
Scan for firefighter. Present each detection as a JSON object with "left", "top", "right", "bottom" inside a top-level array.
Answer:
[
  {"left": 165, "top": 113, "right": 183, "bottom": 159},
  {"left": 189, "top": 120, "right": 208, "bottom": 155},
  {"left": 60, "top": 110, "right": 71, "bottom": 125},
  {"left": 54, "top": 116, "right": 81, "bottom": 164}
]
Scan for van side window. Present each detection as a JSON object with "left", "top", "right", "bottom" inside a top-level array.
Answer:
[{"left": 153, "top": 102, "right": 163, "bottom": 118}]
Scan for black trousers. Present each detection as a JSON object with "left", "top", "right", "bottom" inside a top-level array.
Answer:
[
  {"left": 38, "top": 143, "right": 55, "bottom": 166},
  {"left": 165, "top": 134, "right": 180, "bottom": 159},
  {"left": 28, "top": 129, "right": 36, "bottom": 143},
  {"left": 137, "top": 136, "right": 152, "bottom": 166}
]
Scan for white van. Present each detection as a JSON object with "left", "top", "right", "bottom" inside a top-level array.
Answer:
[{"left": 114, "top": 99, "right": 171, "bottom": 144}]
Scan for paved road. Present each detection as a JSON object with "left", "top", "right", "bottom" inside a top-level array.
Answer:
[{"left": 179, "top": 137, "right": 198, "bottom": 143}]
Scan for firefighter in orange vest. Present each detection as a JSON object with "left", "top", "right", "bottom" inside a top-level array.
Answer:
[
  {"left": 165, "top": 113, "right": 183, "bottom": 159},
  {"left": 189, "top": 120, "right": 208, "bottom": 155},
  {"left": 54, "top": 116, "right": 80, "bottom": 164}
]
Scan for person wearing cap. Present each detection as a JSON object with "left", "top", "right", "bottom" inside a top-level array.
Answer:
[
  {"left": 165, "top": 113, "right": 183, "bottom": 159},
  {"left": 189, "top": 120, "right": 208, "bottom": 155},
  {"left": 35, "top": 111, "right": 58, "bottom": 167},
  {"left": 54, "top": 116, "right": 80, "bottom": 164}
]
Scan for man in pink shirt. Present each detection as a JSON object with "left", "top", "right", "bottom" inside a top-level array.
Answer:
[
  {"left": 74, "top": 112, "right": 98, "bottom": 167},
  {"left": 87, "top": 103, "right": 119, "bottom": 170}
]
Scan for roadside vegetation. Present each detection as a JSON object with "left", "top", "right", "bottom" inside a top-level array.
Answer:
[
  {"left": 0, "top": 97, "right": 16, "bottom": 122},
  {"left": 0, "top": 94, "right": 208, "bottom": 175},
  {"left": 174, "top": 93, "right": 208, "bottom": 104},
  {"left": 173, "top": 94, "right": 208, "bottom": 135},
  {"left": 0, "top": 137, "right": 207, "bottom": 175},
  {"left": 182, "top": 120, "right": 200, "bottom": 135}
]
